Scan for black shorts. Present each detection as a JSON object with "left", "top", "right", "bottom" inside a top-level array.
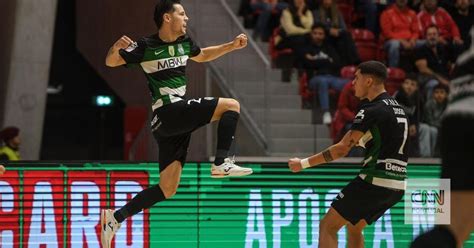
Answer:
[
  {"left": 440, "top": 113, "right": 474, "bottom": 190},
  {"left": 331, "top": 176, "right": 404, "bottom": 225},
  {"left": 151, "top": 97, "right": 219, "bottom": 172}
]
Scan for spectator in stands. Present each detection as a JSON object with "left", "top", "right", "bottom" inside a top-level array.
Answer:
[
  {"left": 418, "top": 83, "right": 448, "bottom": 157},
  {"left": 418, "top": 0, "right": 464, "bottom": 46},
  {"left": 360, "top": 0, "right": 394, "bottom": 37},
  {"left": 411, "top": 0, "right": 454, "bottom": 11},
  {"left": 276, "top": 0, "right": 313, "bottom": 50},
  {"left": 0, "top": 127, "right": 21, "bottom": 161},
  {"left": 394, "top": 74, "right": 423, "bottom": 157},
  {"left": 331, "top": 81, "right": 360, "bottom": 143},
  {"left": 424, "top": 83, "right": 448, "bottom": 129},
  {"left": 449, "top": 0, "right": 474, "bottom": 52},
  {"left": 380, "top": 0, "right": 421, "bottom": 67},
  {"left": 415, "top": 25, "right": 454, "bottom": 99},
  {"left": 296, "top": 23, "right": 347, "bottom": 124},
  {"left": 250, "top": 0, "right": 289, "bottom": 41},
  {"left": 306, "top": 0, "right": 319, "bottom": 11},
  {"left": 313, "top": 0, "right": 360, "bottom": 65},
  {"left": 331, "top": 81, "right": 365, "bottom": 156}
]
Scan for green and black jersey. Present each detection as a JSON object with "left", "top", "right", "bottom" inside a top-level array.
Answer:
[
  {"left": 445, "top": 48, "right": 474, "bottom": 118},
  {"left": 351, "top": 92, "right": 409, "bottom": 190},
  {"left": 119, "top": 34, "right": 201, "bottom": 110}
]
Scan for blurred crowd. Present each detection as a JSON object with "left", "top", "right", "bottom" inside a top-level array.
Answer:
[{"left": 239, "top": 0, "right": 473, "bottom": 157}]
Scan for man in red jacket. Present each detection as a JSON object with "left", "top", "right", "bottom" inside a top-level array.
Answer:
[
  {"left": 417, "top": 0, "right": 463, "bottom": 46},
  {"left": 380, "top": 0, "right": 421, "bottom": 67},
  {"left": 331, "top": 81, "right": 360, "bottom": 143}
]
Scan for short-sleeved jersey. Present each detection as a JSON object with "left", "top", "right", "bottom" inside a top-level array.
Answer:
[
  {"left": 415, "top": 44, "right": 451, "bottom": 79},
  {"left": 351, "top": 92, "right": 409, "bottom": 185},
  {"left": 119, "top": 34, "right": 201, "bottom": 110}
]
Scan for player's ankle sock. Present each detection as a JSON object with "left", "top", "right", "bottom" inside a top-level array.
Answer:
[
  {"left": 410, "top": 226, "right": 456, "bottom": 248},
  {"left": 214, "top": 111, "right": 239, "bottom": 165},
  {"left": 113, "top": 185, "right": 166, "bottom": 223}
]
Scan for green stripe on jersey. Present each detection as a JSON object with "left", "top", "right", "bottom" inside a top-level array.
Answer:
[
  {"left": 361, "top": 126, "right": 381, "bottom": 176},
  {"left": 146, "top": 76, "right": 187, "bottom": 102},
  {"left": 139, "top": 41, "right": 193, "bottom": 106},
  {"left": 361, "top": 126, "right": 407, "bottom": 181}
]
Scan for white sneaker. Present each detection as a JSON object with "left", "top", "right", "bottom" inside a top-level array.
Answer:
[
  {"left": 101, "top": 209, "right": 121, "bottom": 248},
  {"left": 322, "top": 112, "right": 332, "bottom": 125},
  {"left": 211, "top": 158, "right": 253, "bottom": 178}
]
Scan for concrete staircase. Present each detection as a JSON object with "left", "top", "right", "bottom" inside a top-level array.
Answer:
[
  {"left": 245, "top": 83, "right": 333, "bottom": 156},
  {"left": 183, "top": 0, "right": 332, "bottom": 157}
]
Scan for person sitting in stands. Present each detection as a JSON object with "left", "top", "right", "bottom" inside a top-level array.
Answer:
[
  {"left": 0, "top": 126, "right": 21, "bottom": 161},
  {"left": 297, "top": 23, "right": 347, "bottom": 124}
]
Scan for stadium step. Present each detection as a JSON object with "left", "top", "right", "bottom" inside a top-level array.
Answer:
[
  {"left": 270, "top": 124, "right": 315, "bottom": 138},
  {"left": 243, "top": 95, "right": 302, "bottom": 109},
  {"left": 269, "top": 137, "right": 333, "bottom": 155},
  {"left": 315, "top": 124, "right": 331, "bottom": 139},
  {"left": 237, "top": 81, "right": 299, "bottom": 95},
  {"left": 270, "top": 138, "right": 315, "bottom": 154},
  {"left": 183, "top": 0, "right": 334, "bottom": 156},
  {"left": 250, "top": 109, "right": 312, "bottom": 124},
  {"left": 215, "top": 65, "right": 282, "bottom": 82}
]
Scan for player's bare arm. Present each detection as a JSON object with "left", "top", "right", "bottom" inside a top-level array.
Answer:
[
  {"left": 105, "top": 35, "right": 135, "bottom": 67},
  {"left": 191, "top": 33, "right": 247, "bottom": 63},
  {"left": 288, "top": 130, "right": 365, "bottom": 173}
]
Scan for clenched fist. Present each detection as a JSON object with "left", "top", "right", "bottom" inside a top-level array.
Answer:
[
  {"left": 113, "top": 35, "right": 135, "bottom": 50},
  {"left": 0, "top": 165, "right": 5, "bottom": 176},
  {"left": 288, "top": 158, "right": 303, "bottom": 173},
  {"left": 232, "top": 34, "right": 248, "bottom": 50}
]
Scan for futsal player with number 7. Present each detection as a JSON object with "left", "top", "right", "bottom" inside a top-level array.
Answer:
[{"left": 288, "top": 61, "right": 409, "bottom": 248}]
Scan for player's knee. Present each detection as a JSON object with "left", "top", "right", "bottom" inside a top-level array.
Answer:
[
  {"left": 320, "top": 217, "right": 340, "bottom": 234},
  {"left": 226, "top": 98, "right": 240, "bottom": 113},
  {"left": 160, "top": 184, "right": 178, "bottom": 199}
]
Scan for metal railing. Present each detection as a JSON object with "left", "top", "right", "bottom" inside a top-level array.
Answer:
[
  {"left": 219, "top": 0, "right": 271, "bottom": 67},
  {"left": 187, "top": 0, "right": 273, "bottom": 152}
]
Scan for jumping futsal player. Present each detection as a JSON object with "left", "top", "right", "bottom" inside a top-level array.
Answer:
[{"left": 101, "top": 0, "right": 253, "bottom": 246}]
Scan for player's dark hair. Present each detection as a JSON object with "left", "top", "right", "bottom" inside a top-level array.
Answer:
[
  {"left": 433, "top": 83, "right": 449, "bottom": 94},
  {"left": 154, "top": 0, "right": 181, "bottom": 29},
  {"left": 311, "top": 22, "right": 327, "bottom": 36},
  {"left": 405, "top": 72, "right": 419, "bottom": 83},
  {"left": 357, "top": 61, "right": 388, "bottom": 83},
  {"left": 312, "top": 22, "right": 326, "bottom": 32}
]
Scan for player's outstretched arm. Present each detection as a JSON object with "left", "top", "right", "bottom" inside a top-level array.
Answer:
[
  {"left": 191, "top": 33, "right": 247, "bottom": 63},
  {"left": 105, "top": 35, "right": 134, "bottom": 67},
  {"left": 0, "top": 165, "right": 5, "bottom": 176},
  {"left": 288, "top": 130, "right": 364, "bottom": 173}
]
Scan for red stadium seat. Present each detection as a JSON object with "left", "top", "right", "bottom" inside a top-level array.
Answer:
[
  {"left": 376, "top": 34, "right": 388, "bottom": 63},
  {"left": 336, "top": 0, "right": 354, "bottom": 4},
  {"left": 386, "top": 67, "right": 406, "bottom": 95},
  {"left": 355, "top": 42, "right": 378, "bottom": 61},
  {"left": 340, "top": 65, "right": 357, "bottom": 79},
  {"left": 351, "top": 28, "right": 375, "bottom": 42},
  {"left": 299, "top": 72, "right": 340, "bottom": 109},
  {"left": 269, "top": 27, "right": 293, "bottom": 67},
  {"left": 299, "top": 72, "right": 314, "bottom": 105},
  {"left": 351, "top": 29, "right": 378, "bottom": 61},
  {"left": 337, "top": 3, "right": 354, "bottom": 28}
]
